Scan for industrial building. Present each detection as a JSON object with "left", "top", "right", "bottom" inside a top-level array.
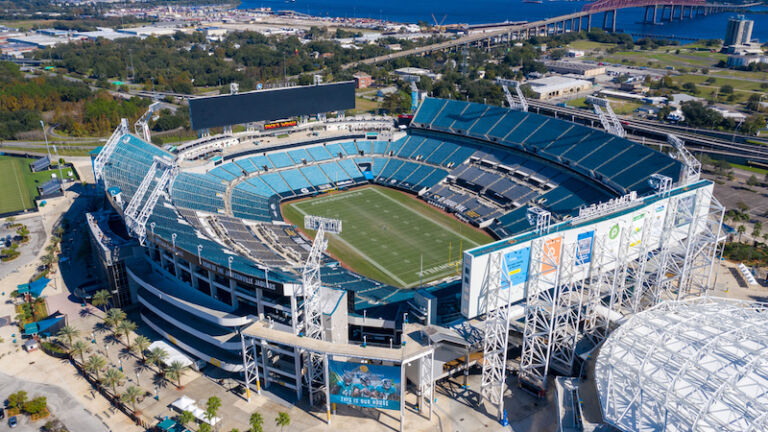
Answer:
[
  {"left": 544, "top": 61, "right": 606, "bottom": 77},
  {"left": 526, "top": 76, "right": 593, "bottom": 100}
]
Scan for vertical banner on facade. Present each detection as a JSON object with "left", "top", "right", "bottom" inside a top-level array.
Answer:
[
  {"left": 501, "top": 247, "right": 531, "bottom": 289},
  {"left": 328, "top": 361, "right": 401, "bottom": 410},
  {"left": 541, "top": 237, "right": 562, "bottom": 275},
  {"left": 575, "top": 231, "right": 594, "bottom": 266}
]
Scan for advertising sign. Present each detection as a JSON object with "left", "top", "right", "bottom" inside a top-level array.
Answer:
[
  {"left": 264, "top": 120, "right": 298, "bottom": 130},
  {"left": 541, "top": 237, "right": 562, "bottom": 275},
  {"left": 329, "top": 361, "right": 401, "bottom": 410},
  {"left": 501, "top": 247, "right": 530, "bottom": 289},
  {"left": 575, "top": 231, "right": 594, "bottom": 266}
]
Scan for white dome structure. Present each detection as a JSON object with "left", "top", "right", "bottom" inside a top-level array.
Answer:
[{"left": 595, "top": 297, "right": 768, "bottom": 432}]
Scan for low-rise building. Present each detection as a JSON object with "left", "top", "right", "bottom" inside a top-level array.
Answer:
[
  {"left": 726, "top": 54, "right": 768, "bottom": 68},
  {"left": 353, "top": 71, "right": 373, "bottom": 89},
  {"left": 527, "top": 76, "right": 592, "bottom": 100},
  {"left": 544, "top": 61, "right": 605, "bottom": 77}
]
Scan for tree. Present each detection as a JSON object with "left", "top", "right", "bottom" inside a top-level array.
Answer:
[
  {"left": 85, "top": 354, "right": 107, "bottom": 381},
  {"left": 57, "top": 325, "right": 80, "bottom": 348},
  {"left": 131, "top": 335, "right": 151, "bottom": 361},
  {"left": 165, "top": 361, "right": 188, "bottom": 389},
  {"left": 101, "top": 368, "right": 125, "bottom": 396},
  {"left": 104, "top": 308, "right": 126, "bottom": 330},
  {"left": 92, "top": 289, "right": 111, "bottom": 312},
  {"left": 719, "top": 84, "right": 733, "bottom": 94},
  {"left": 121, "top": 385, "right": 143, "bottom": 412},
  {"left": 682, "top": 82, "right": 698, "bottom": 94},
  {"left": 275, "top": 412, "right": 291, "bottom": 432},
  {"left": 747, "top": 174, "right": 759, "bottom": 186},
  {"left": 42, "top": 418, "right": 67, "bottom": 432},
  {"left": 7, "top": 390, "right": 28, "bottom": 409},
  {"left": 737, "top": 224, "right": 746, "bottom": 242},
  {"left": 71, "top": 339, "right": 89, "bottom": 364},
  {"left": 249, "top": 412, "right": 264, "bottom": 432},
  {"left": 753, "top": 222, "right": 763, "bottom": 244},
  {"left": 204, "top": 396, "right": 222, "bottom": 425},
  {"left": 116, "top": 319, "right": 137, "bottom": 346},
  {"left": 741, "top": 114, "right": 766, "bottom": 136},
  {"left": 146, "top": 347, "right": 169, "bottom": 371},
  {"left": 23, "top": 396, "right": 47, "bottom": 415},
  {"left": 178, "top": 410, "right": 195, "bottom": 429},
  {"left": 199, "top": 424, "right": 212, "bottom": 432}
]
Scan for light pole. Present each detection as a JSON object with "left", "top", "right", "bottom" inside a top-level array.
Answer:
[
  {"left": 39, "top": 120, "right": 53, "bottom": 162},
  {"left": 53, "top": 144, "right": 65, "bottom": 192},
  {"left": 197, "top": 244, "right": 203, "bottom": 264}
]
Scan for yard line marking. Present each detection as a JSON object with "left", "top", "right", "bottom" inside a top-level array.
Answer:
[
  {"left": 290, "top": 202, "right": 409, "bottom": 286},
  {"left": 10, "top": 159, "right": 26, "bottom": 210},
  {"left": 368, "top": 187, "right": 482, "bottom": 248}
]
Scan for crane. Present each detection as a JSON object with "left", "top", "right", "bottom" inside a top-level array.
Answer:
[
  {"left": 495, "top": 78, "right": 528, "bottom": 112},
  {"left": 431, "top": 13, "right": 448, "bottom": 32}
]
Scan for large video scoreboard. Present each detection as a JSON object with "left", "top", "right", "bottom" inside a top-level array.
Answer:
[{"left": 189, "top": 81, "right": 356, "bottom": 130}]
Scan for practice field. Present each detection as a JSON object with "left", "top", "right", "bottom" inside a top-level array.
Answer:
[
  {"left": 0, "top": 155, "right": 69, "bottom": 214},
  {"left": 282, "top": 186, "right": 493, "bottom": 288}
]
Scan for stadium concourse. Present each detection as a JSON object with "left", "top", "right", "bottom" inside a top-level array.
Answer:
[{"left": 87, "top": 90, "right": 724, "bottom": 430}]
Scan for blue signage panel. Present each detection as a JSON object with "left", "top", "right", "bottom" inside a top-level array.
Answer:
[
  {"left": 501, "top": 247, "right": 530, "bottom": 289},
  {"left": 329, "top": 361, "right": 401, "bottom": 410},
  {"left": 576, "top": 231, "right": 594, "bottom": 266}
]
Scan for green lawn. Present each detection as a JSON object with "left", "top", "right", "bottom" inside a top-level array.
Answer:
[
  {"left": 282, "top": 186, "right": 493, "bottom": 288},
  {"left": 0, "top": 155, "right": 75, "bottom": 214}
]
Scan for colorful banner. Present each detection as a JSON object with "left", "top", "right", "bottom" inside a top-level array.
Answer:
[
  {"left": 264, "top": 120, "right": 298, "bottom": 130},
  {"left": 501, "top": 247, "right": 530, "bottom": 289},
  {"left": 328, "top": 361, "right": 401, "bottom": 410},
  {"left": 575, "top": 231, "right": 594, "bottom": 266},
  {"left": 541, "top": 237, "right": 562, "bottom": 275}
]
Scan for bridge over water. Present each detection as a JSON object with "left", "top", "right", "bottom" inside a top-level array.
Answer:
[{"left": 343, "top": 1, "right": 759, "bottom": 69}]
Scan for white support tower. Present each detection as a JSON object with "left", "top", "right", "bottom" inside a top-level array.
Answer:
[
  {"left": 301, "top": 215, "right": 341, "bottom": 405},
  {"left": 134, "top": 102, "right": 161, "bottom": 143},
  {"left": 240, "top": 333, "right": 261, "bottom": 401},
  {"left": 480, "top": 251, "right": 514, "bottom": 420},
  {"left": 124, "top": 155, "right": 177, "bottom": 245},
  {"left": 403, "top": 75, "right": 421, "bottom": 113},
  {"left": 667, "top": 134, "right": 701, "bottom": 185},
  {"left": 496, "top": 78, "right": 528, "bottom": 112},
  {"left": 93, "top": 118, "right": 129, "bottom": 182},
  {"left": 519, "top": 236, "right": 564, "bottom": 392},
  {"left": 587, "top": 96, "right": 625, "bottom": 138},
  {"left": 547, "top": 242, "right": 586, "bottom": 375}
]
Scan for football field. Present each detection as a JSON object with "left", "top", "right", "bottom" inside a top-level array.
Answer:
[
  {"left": 282, "top": 186, "right": 493, "bottom": 288},
  {"left": 0, "top": 155, "right": 72, "bottom": 215}
]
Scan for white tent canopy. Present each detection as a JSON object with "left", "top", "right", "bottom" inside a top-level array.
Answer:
[
  {"left": 148, "top": 340, "right": 194, "bottom": 368},
  {"left": 170, "top": 395, "right": 221, "bottom": 426}
]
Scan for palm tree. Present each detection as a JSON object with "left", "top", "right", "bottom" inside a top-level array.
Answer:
[
  {"left": 177, "top": 410, "right": 195, "bottom": 429},
  {"left": 121, "top": 386, "right": 143, "bottom": 412},
  {"left": 116, "top": 320, "right": 137, "bottom": 346},
  {"left": 249, "top": 412, "right": 264, "bottom": 432},
  {"left": 131, "top": 335, "right": 151, "bottom": 361},
  {"left": 70, "top": 340, "right": 89, "bottom": 364},
  {"left": 40, "top": 253, "right": 55, "bottom": 268},
  {"left": 101, "top": 368, "right": 125, "bottom": 396},
  {"left": 92, "top": 290, "right": 111, "bottom": 312},
  {"left": 737, "top": 225, "right": 746, "bottom": 242},
  {"left": 165, "top": 361, "right": 187, "bottom": 389},
  {"left": 104, "top": 308, "right": 126, "bottom": 331},
  {"left": 84, "top": 354, "right": 107, "bottom": 381},
  {"left": 275, "top": 412, "right": 290, "bottom": 432},
  {"left": 57, "top": 325, "right": 80, "bottom": 348},
  {"left": 146, "top": 347, "right": 169, "bottom": 372}
]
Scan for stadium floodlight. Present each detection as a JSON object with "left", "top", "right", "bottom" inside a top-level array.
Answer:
[
  {"left": 123, "top": 155, "right": 178, "bottom": 245},
  {"left": 586, "top": 96, "right": 625, "bottom": 138},
  {"left": 134, "top": 102, "right": 161, "bottom": 143},
  {"left": 526, "top": 206, "right": 551, "bottom": 234},
  {"left": 495, "top": 78, "right": 528, "bottom": 112},
  {"left": 649, "top": 173, "right": 673, "bottom": 196},
  {"left": 667, "top": 134, "right": 701, "bottom": 185}
]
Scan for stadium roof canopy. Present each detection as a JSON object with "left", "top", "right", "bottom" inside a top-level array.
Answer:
[{"left": 595, "top": 297, "right": 768, "bottom": 432}]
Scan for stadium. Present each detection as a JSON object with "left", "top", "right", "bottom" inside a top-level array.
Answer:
[{"left": 87, "top": 81, "right": 726, "bottom": 429}]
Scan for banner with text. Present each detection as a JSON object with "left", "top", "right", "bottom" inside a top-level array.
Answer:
[{"left": 329, "top": 360, "right": 401, "bottom": 410}]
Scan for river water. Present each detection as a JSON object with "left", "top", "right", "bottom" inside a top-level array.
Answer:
[{"left": 239, "top": 0, "right": 768, "bottom": 44}]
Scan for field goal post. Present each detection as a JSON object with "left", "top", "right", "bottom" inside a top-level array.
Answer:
[{"left": 304, "top": 215, "right": 342, "bottom": 234}]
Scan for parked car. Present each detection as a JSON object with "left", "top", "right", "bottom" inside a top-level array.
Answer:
[{"left": 8, "top": 416, "right": 17, "bottom": 428}]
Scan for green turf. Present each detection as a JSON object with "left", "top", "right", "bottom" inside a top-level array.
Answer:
[
  {"left": 0, "top": 155, "right": 75, "bottom": 214},
  {"left": 283, "top": 186, "right": 493, "bottom": 288}
]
